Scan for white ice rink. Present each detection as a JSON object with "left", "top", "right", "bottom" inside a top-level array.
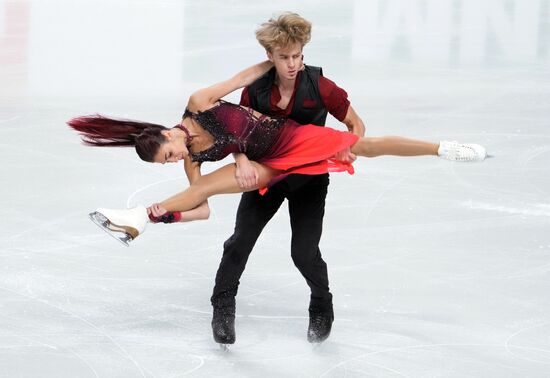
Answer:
[{"left": 1, "top": 0, "right": 550, "bottom": 377}]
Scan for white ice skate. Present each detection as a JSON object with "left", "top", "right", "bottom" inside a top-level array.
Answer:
[
  {"left": 89, "top": 205, "right": 148, "bottom": 246},
  {"left": 438, "top": 141, "right": 487, "bottom": 162}
]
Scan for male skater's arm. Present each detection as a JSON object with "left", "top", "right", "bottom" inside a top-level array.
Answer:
[
  {"left": 320, "top": 76, "right": 366, "bottom": 162},
  {"left": 342, "top": 105, "right": 366, "bottom": 137}
]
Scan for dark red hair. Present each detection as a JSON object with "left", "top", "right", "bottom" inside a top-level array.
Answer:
[{"left": 67, "top": 115, "right": 168, "bottom": 162}]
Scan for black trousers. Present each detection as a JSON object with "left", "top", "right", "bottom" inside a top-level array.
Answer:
[{"left": 211, "top": 173, "right": 333, "bottom": 310}]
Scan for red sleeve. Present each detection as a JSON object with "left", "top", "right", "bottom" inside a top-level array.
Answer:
[
  {"left": 239, "top": 87, "right": 251, "bottom": 107},
  {"left": 319, "top": 76, "right": 350, "bottom": 122}
]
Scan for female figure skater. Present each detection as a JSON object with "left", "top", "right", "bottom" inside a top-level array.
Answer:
[{"left": 68, "top": 60, "right": 486, "bottom": 244}]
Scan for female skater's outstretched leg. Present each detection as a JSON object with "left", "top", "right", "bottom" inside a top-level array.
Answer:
[
  {"left": 351, "top": 136, "right": 486, "bottom": 161},
  {"left": 352, "top": 136, "right": 438, "bottom": 157}
]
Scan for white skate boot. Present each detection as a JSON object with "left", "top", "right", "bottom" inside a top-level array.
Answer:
[
  {"left": 89, "top": 205, "right": 149, "bottom": 246},
  {"left": 438, "top": 141, "right": 487, "bottom": 162}
]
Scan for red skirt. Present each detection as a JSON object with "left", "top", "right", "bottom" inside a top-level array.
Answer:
[{"left": 258, "top": 123, "right": 360, "bottom": 192}]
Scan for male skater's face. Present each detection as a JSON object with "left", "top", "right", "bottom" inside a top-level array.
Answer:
[{"left": 267, "top": 42, "right": 303, "bottom": 81}]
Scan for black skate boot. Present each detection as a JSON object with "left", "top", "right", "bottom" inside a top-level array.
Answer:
[
  {"left": 211, "top": 294, "right": 236, "bottom": 346},
  {"left": 307, "top": 304, "right": 334, "bottom": 343}
]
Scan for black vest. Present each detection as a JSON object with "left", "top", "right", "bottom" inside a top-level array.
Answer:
[{"left": 248, "top": 65, "right": 328, "bottom": 126}]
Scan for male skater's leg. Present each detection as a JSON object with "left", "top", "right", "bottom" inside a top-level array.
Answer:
[
  {"left": 287, "top": 174, "right": 334, "bottom": 343},
  {"left": 211, "top": 189, "right": 285, "bottom": 344}
]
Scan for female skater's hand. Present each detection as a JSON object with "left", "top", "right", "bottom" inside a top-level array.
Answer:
[
  {"left": 234, "top": 154, "right": 259, "bottom": 189},
  {"left": 148, "top": 203, "right": 168, "bottom": 218},
  {"left": 333, "top": 147, "right": 357, "bottom": 163},
  {"left": 147, "top": 203, "right": 183, "bottom": 224}
]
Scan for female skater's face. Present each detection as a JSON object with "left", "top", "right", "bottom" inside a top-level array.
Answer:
[
  {"left": 267, "top": 42, "right": 304, "bottom": 81},
  {"left": 153, "top": 129, "right": 189, "bottom": 164}
]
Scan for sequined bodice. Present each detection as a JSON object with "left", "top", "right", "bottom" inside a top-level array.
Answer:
[{"left": 183, "top": 101, "right": 287, "bottom": 163}]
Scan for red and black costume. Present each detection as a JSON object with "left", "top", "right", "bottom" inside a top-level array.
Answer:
[{"left": 184, "top": 100, "right": 357, "bottom": 182}]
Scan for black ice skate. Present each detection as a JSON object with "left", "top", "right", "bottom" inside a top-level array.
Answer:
[
  {"left": 307, "top": 307, "right": 334, "bottom": 343},
  {"left": 212, "top": 307, "right": 236, "bottom": 350},
  {"left": 211, "top": 293, "right": 236, "bottom": 349},
  {"left": 89, "top": 206, "right": 148, "bottom": 246}
]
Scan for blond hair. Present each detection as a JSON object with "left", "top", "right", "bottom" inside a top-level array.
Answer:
[{"left": 255, "top": 12, "right": 312, "bottom": 52}]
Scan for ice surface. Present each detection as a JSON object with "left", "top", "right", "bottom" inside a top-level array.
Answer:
[{"left": 1, "top": 0, "right": 549, "bottom": 377}]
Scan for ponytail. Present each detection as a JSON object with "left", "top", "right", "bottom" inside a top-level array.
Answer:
[{"left": 67, "top": 115, "right": 168, "bottom": 162}]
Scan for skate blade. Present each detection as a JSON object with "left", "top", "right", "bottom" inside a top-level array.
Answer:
[
  {"left": 311, "top": 341, "right": 326, "bottom": 350},
  {"left": 218, "top": 344, "right": 231, "bottom": 352},
  {"left": 89, "top": 211, "right": 134, "bottom": 247}
]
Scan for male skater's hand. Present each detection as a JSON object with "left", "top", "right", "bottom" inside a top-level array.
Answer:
[
  {"left": 334, "top": 147, "right": 357, "bottom": 163},
  {"left": 234, "top": 154, "right": 260, "bottom": 189}
]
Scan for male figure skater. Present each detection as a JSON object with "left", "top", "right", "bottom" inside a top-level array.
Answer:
[{"left": 211, "top": 12, "right": 366, "bottom": 344}]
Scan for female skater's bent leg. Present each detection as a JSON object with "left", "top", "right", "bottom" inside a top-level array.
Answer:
[
  {"left": 160, "top": 163, "right": 279, "bottom": 213},
  {"left": 91, "top": 163, "right": 279, "bottom": 243}
]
